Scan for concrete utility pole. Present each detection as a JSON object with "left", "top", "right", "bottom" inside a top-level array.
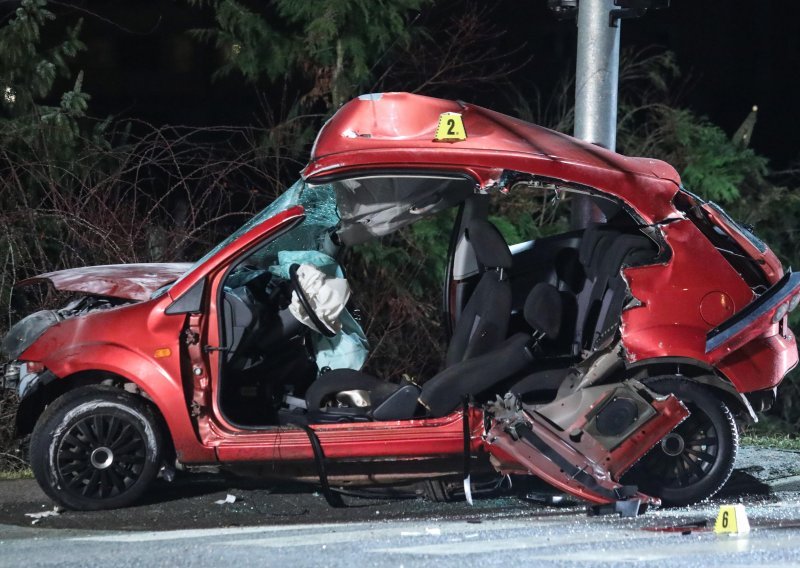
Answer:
[
  {"left": 549, "top": 0, "right": 669, "bottom": 228},
  {"left": 574, "top": 0, "right": 620, "bottom": 154},
  {"left": 572, "top": 0, "right": 620, "bottom": 227}
]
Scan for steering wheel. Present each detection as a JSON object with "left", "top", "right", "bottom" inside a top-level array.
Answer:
[{"left": 288, "top": 263, "right": 336, "bottom": 338}]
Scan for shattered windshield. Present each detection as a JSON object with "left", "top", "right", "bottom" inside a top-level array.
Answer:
[
  {"left": 248, "top": 181, "right": 340, "bottom": 268},
  {"left": 154, "top": 180, "right": 339, "bottom": 298}
]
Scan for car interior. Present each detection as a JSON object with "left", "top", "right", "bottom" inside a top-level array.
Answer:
[{"left": 214, "top": 176, "right": 661, "bottom": 428}]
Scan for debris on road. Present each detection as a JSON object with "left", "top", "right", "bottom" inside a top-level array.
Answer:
[
  {"left": 641, "top": 519, "right": 709, "bottom": 535},
  {"left": 399, "top": 527, "right": 442, "bottom": 537},
  {"left": 214, "top": 494, "right": 237, "bottom": 505},
  {"left": 25, "top": 507, "right": 61, "bottom": 525}
]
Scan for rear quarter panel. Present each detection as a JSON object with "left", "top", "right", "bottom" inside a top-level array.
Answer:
[{"left": 621, "top": 220, "right": 754, "bottom": 364}]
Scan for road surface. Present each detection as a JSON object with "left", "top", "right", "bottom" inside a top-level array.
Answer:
[{"left": 2, "top": 446, "right": 800, "bottom": 567}]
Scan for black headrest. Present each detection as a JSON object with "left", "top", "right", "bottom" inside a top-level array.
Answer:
[
  {"left": 466, "top": 220, "right": 512, "bottom": 270},
  {"left": 524, "top": 283, "right": 562, "bottom": 339},
  {"left": 579, "top": 224, "right": 618, "bottom": 267}
]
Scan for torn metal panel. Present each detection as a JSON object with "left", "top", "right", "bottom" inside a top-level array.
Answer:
[{"left": 484, "top": 385, "right": 688, "bottom": 506}]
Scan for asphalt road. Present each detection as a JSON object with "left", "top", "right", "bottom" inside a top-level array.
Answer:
[{"left": 2, "top": 446, "right": 800, "bottom": 567}]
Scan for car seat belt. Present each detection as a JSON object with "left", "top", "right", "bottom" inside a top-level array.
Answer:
[{"left": 294, "top": 422, "right": 346, "bottom": 508}]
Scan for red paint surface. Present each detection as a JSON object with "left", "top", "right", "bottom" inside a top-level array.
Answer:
[
  {"left": 303, "top": 92, "right": 682, "bottom": 224},
  {"left": 621, "top": 220, "right": 755, "bottom": 363},
  {"left": 18, "top": 263, "right": 192, "bottom": 301},
  {"left": 700, "top": 291, "right": 736, "bottom": 326}
]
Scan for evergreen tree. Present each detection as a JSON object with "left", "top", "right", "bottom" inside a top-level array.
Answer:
[
  {"left": 0, "top": 0, "right": 90, "bottom": 160},
  {"left": 189, "top": 0, "right": 431, "bottom": 109}
]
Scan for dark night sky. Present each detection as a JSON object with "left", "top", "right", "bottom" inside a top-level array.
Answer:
[{"left": 34, "top": 1, "right": 800, "bottom": 168}]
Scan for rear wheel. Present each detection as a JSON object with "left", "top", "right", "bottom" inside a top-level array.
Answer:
[
  {"left": 624, "top": 377, "right": 738, "bottom": 507},
  {"left": 30, "top": 386, "right": 164, "bottom": 510}
]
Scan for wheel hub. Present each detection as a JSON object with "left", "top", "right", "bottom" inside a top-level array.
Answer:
[
  {"left": 55, "top": 413, "right": 149, "bottom": 500},
  {"left": 90, "top": 447, "right": 114, "bottom": 470},
  {"left": 661, "top": 432, "right": 685, "bottom": 456}
]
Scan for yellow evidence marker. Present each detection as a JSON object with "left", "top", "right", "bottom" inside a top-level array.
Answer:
[
  {"left": 434, "top": 112, "right": 467, "bottom": 142},
  {"left": 714, "top": 504, "right": 750, "bottom": 535}
]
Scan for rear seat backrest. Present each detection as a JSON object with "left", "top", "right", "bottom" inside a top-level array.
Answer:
[
  {"left": 531, "top": 225, "right": 656, "bottom": 357},
  {"left": 572, "top": 227, "right": 656, "bottom": 354},
  {"left": 572, "top": 226, "right": 620, "bottom": 354},
  {"left": 589, "top": 237, "right": 655, "bottom": 350}
]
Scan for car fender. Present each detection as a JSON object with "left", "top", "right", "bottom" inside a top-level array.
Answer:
[
  {"left": 24, "top": 342, "right": 214, "bottom": 463},
  {"left": 625, "top": 356, "right": 757, "bottom": 422},
  {"left": 620, "top": 219, "right": 755, "bottom": 364}
]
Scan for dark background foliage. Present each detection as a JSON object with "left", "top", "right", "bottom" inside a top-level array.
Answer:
[{"left": 2, "top": 0, "right": 800, "bottom": 470}]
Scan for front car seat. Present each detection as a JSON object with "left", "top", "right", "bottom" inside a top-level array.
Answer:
[{"left": 445, "top": 219, "right": 513, "bottom": 366}]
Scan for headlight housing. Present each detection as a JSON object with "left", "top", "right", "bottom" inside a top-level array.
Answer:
[{"left": 1, "top": 310, "right": 61, "bottom": 360}]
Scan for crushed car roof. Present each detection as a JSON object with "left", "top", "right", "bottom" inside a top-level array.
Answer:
[{"left": 302, "top": 92, "right": 683, "bottom": 223}]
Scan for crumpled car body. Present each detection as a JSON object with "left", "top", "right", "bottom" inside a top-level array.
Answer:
[{"left": 3, "top": 93, "right": 799, "bottom": 512}]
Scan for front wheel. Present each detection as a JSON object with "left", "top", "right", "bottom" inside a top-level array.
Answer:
[
  {"left": 623, "top": 377, "right": 738, "bottom": 507},
  {"left": 30, "top": 386, "right": 164, "bottom": 510}
]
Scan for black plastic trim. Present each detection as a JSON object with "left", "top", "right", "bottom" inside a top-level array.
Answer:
[
  {"left": 706, "top": 271, "right": 800, "bottom": 353},
  {"left": 165, "top": 278, "right": 206, "bottom": 315},
  {"left": 305, "top": 169, "right": 477, "bottom": 186}
]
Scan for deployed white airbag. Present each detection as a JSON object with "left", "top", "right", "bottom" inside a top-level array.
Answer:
[
  {"left": 289, "top": 263, "right": 350, "bottom": 335},
  {"left": 269, "top": 251, "right": 368, "bottom": 373}
]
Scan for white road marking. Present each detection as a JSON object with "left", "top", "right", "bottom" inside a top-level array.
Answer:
[
  {"left": 72, "top": 522, "right": 348, "bottom": 543},
  {"left": 223, "top": 521, "right": 530, "bottom": 548},
  {"left": 72, "top": 518, "right": 535, "bottom": 544},
  {"left": 373, "top": 529, "right": 658, "bottom": 556}
]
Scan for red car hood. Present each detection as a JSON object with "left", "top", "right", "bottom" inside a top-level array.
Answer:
[{"left": 18, "top": 263, "right": 193, "bottom": 301}]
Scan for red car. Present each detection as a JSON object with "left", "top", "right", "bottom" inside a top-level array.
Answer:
[{"left": 3, "top": 93, "right": 799, "bottom": 512}]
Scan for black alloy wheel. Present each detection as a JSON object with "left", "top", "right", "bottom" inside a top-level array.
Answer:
[
  {"left": 623, "top": 377, "right": 738, "bottom": 507},
  {"left": 31, "top": 386, "right": 164, "bottom": 510}
]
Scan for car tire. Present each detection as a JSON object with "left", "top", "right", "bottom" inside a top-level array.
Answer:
[
  {"left": 30, "top": 385, "right": 164, "bottom": 510},
  {"left": 423, "top": 478, "right": 454, "bottom": 502},
  {"left": 623, "top": 377, "right": 738, "bottom": 507}
]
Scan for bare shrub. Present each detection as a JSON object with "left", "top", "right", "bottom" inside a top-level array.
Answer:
[
  {"left": 0, "top": 390, "right": 26, "bottom": 474},
  {"left": 0, "top": 122, "right": 288, "bottom": 333},
  {"left": 348, "top": 228, "right": 448, "bottom": 381}
]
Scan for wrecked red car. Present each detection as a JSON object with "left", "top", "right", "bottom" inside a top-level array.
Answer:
[{"left": 3, "top": 92, "right": 799, "bottom": 512}]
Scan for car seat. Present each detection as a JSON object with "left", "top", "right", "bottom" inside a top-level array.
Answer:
[
  {"left": 304, "top": 282, "right": 563, "bottom": 421},
  {"left": 445, "top": 219, "right": 514, "bottom": 366}
]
